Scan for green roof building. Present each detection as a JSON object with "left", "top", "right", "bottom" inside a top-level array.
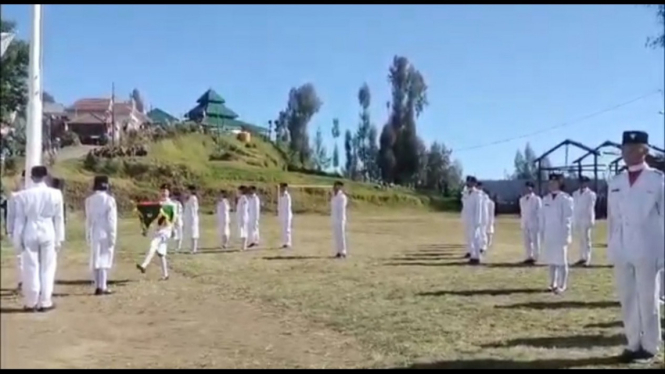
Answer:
[
  {"left": 185, "top": 89, "right": 267, "bottom": 136},
  {"left": 147, "top": 108, "right": 179, "bottom": 126}
]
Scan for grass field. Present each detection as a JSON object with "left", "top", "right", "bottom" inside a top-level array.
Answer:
[{"left": 1, "top": 212, "right": 662, "bottom": 369}]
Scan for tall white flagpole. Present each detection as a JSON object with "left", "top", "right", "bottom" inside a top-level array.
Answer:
[{"left": 24, "top": 4, "right": 43, "bottom": 187}]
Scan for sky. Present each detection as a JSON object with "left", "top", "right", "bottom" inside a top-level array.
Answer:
[{"left": 2, "top": 4, "right": 664, "bottom": 179}]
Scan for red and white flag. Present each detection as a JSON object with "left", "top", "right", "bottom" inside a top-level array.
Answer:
[{"left": 1, "top": 32, "right": 16, "bottom": 58}]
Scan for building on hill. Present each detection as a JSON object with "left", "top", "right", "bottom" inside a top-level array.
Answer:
[
  {"left": 185, "top": 89, "right": 268, "bottom": 137},
  {"left": 67, "top": 97, "right": 151, "bottom": 145},
  {"left": 146, "top": 107, "right": 179, "bottom": 126}
]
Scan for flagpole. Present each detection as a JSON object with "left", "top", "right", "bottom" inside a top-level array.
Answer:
[{"left": 24, "top": 4, "right": 43, "bottom": 187}]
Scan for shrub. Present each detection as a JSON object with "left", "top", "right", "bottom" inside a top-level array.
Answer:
[{"left": 83, "top": 152, "right": 101, "bottom": 172}]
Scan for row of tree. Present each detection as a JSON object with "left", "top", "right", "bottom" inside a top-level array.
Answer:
[{"left": 272, "top": 56, "right": 463, "bottom": 192}]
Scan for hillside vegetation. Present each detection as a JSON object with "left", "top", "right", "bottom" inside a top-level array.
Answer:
[{"left": 3, "top": 132, "right": 453, "bottom": 215}]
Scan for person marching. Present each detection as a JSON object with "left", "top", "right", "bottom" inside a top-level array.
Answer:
[
  {"left": 607, "top": 131, "right": 663, "bottom": 363},
  {"left": 84, "top": 175, "right": 118, "bottom": 295},
  {"left": 12, "top": 166, "right": 65, "bottom": 312},
  {"left": 519, "top": 181, "right": 542, "bottom": 265},
  {"left": 572, "top": 176, "right": 597, "bottom": 267},
  {"left": 136, "top": 184, "right": 177, "bottom": 280},
  {"left": 183, "top": 185, "right": 200, "bottom": 254},
  {"left": 331, "top": 181, "right": 348, "bottom": 258},
  {"left": 171, "top": 190, "right": 185, "bottom": 252},
  {"left": 539, "top": 173, "right": 574, "bottom": 294},
  {"left": 236, "top": 186, "right": 249, "bottom": 250},
  {"left": 461, "top": 176, "right": 484, "bottom": 264},
  {"left": 247, "top": 186, "right": 261, "bottom": 247},
  {"left": 216, "top": 189, "right": 231, "bottom": 249},
  {"left": 277, "top": 183, "right": 293, "bottom": 249}
]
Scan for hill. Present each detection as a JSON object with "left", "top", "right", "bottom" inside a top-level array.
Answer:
[{"left": 3, "top": 131, "right": 454, "bottom": 214}]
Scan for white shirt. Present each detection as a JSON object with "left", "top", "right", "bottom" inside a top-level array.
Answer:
[
  {"left": 278, "top": 191, "right": 292, "bottom": 220},
  {"left": 12, "top": 181, "right": 65, "bottom": 248},
  {"left": 331, "top": 191, "right": 347, "bottom": 224}
]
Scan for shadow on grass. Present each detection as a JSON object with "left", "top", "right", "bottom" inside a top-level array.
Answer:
[
  {"left": 398, "top": 356, "right": 622, "bottom": 369},
  {"left": 384, "top": 261, "right": 469, "bottom": 267},
  {"left": 262, "top": 255, "right": 330, "bottom": 261},
  {"left": 384, "top": 261, "right": 545, "bottom": 268},
  {"left": 415, "top": 244, "right": 465, "bottom": 251},
  {"left": 402, "top": 252, "right": 462, "bottom": 258},
  {"left": 585, "top": 320, "right": 622, "bottom": 329},
  {"left": 55, "top": 279, "right": 132, "bottom": 286},
  {"left": 481, "top": 333, "right": 625, "bottom": 349},
  {"left": 418, "top": 288, "right": 548, "bottom": 297},
  {"left": 496, "top": 300, "right": 620, "bottom": 310},
  {"left": 0, "top": 307, "right": 37, "bottom": 314},
  {"left": 391, "top": 253, "right": 463, "bottom": 261},
  {"left": 184, "top": 248, "right": 242, "bottom": 254}
]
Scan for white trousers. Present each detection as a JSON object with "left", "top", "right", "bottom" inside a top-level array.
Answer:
[
  {"left": 614, "top": 262, "right": 662, "bottom": 354},
  {"left": 464, "top": 226, "right": 480, "bottom": 259},
  {"left": 333, "top": 222, "right": 346, "bottom": 255},
  {"left": 522, "top": 226, "right": 540, "bottom": 260},
  {"left": 574, "top": 224, "right": 592, "bottom": 263},
  {"left": 248, "top": 220, "right": 260, "bottom": 243},
  {"left": 281, "top": 218, "right": 292, "bottom": 247},
  {"left": 16, "top": 254, "right": 23, "bottom": 285},
  {"left": 21, "top": 240, "right": 57, "bottom": 308}
]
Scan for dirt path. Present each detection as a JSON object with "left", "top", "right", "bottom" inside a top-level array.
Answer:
[{"left": 0, "top": 256, "right": 368, "bottom": 369}]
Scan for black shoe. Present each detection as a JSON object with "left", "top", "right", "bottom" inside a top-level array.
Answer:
[
  {"left": 22, "top": 306, "right": 38, "bottom": 313},
  {"left": 469, "top": 258, "right": 481, "bottom": 265},
  {"left": 574, "top": 259, "right": 586, "bottom": 266},
  {"left": 334, "top": 253, "right": 342, "bottom": 259},
  {"left": 633, "top": 349, "right": 655, "bottom": 363},
  {"left": 281, "top": 244, "right": 290, "bottom": 249},
  {"left": 480, "top": 249, "right": 486, "bottom": 255},
  {"left": 617, "top": 349, "right": 639, "bottom": 363},
  {"left": 523, "top": 258, "right": 536, "bottom": 265},
  {"left": 463, "top": 253, "right": 471, "bottom": 259},
  {"left": 136, "top": 264, "right": 146, "bottom": 274},
  {"left": 37, "top": 304, "right": 56, "bottom": 313},
  {"left": 94, "top": 288, "right": 103, "bottom": 296},
  {"left": 248, "top": 243, "right": 257, "bottom": 248}
]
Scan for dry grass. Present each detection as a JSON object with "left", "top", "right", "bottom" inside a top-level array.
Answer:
[{"left": 1, "top": 212, "right": 662, "bottom": 369}]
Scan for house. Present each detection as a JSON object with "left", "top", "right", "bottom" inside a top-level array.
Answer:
[
  {"left": 66, "top": 97, "right": 150, "bottom": 145},
  {"left": 185, "top": 89, "right": 268, "bottom": 137}
]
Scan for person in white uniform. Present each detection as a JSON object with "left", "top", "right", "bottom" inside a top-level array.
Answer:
[
  {"left": 539, "top": 173, "right": 574, "bottom": 294},
  {"left": 236, "top": 186, "right": 249, "bottom": 250},
  {"left": 607, "top": 130, "right": 663, "bottom": 363},
  {"left": 247, "top": 186, "right": 261, "bottom": 247},
  {"left": 183, "top": 185, "right": 200, "bottom": 254},
  {"left": 6, "top": 170, "right": 25, "bottom": 291},
  {"left": 461, "top": 176, "right": 484, "bottom": 264},
  {"left": 485, "top": 193, "right": 496, "bottom": 250},
  {"left": 572, "top": 176, "right": 597, "bottom": 267},
  {"left": 475, "top": 182, "right": 491, "bottom": 254},
  {"left": 216, "top": 189, "right": 231, "bottom": 249},
  {"left": 331, "top": 181, "right": 348, "bottom": 258},
  {"left": 136, "top": 184, "right": 177, "bottom": 280},
  {"left": 277, "top": 183, "right": 293, "bottom": 249},
  {"left": 519, "top": 181, "right": 542, "bottom": 265},
  {"left": 171, "top": 190, "right": 185, "bottom": 252},
  {"left": 12, "top": 166, "right": 65, "bottom": 312},
  {"left": 84, "top": 175, "right": 118, "bottom": 295}
]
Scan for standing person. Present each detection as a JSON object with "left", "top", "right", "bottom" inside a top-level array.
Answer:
[
  {"left": 183, "top": 185, "right": 200, "bottom": 254},
  {"left": 331, "top": 181, "right": 348, "bottom": 258},
  {"left": 12, "top": 166, "right": 65, "bottom": 312},
  {"left": 572, "top": 176, "right": 597, "bottom": 267},
  {"left": 476, "top": 182, "right": 490, "bottom": 254},
  {"left": 136, "top": 184, "right": 177, "bottom": 280},
  {"left": 84, "top": 175, "right": 118, "bottom": 295},
  {"left": 6, "top": 171, "right": 25, "bottom": 291},
  {"left": 519, "top": 181, "right": 542, "bottom": 265},
  {"left": 236, "top": 186, "right": 249, "bottom": 250},
  {"left": 461, "top": 176, "right": 483, "bottom": 264},
  {"left": 171, "top": 190, "right": 185, "bottom": 252},
  {"left": 607, "top": 130, "right": 663, "bottom": 363},
  {"left": 247, "top": 186, "right": 261, "bottom": 247},
  {"left": 485, "top": 193, "right": 496, "bottom": 250},
  {"left": 216, "top": 189, "right": 231, "bottom": 249},
  {"left": 539, "top": 174, "right": 574, "bottom": 294},
  {"left": 278, "top": 183, "right": 293, "bottom": 249}
]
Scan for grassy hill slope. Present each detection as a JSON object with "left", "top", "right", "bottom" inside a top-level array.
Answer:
[{"left": 3, "top": 132, "right": 452, "bottom": 214}]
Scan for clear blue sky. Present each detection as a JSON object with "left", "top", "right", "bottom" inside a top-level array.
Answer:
[{"left": 3, "top": 5, "right": 664, "bottom": 178}]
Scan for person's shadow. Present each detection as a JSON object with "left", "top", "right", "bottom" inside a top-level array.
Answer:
[{"left": 395, "top": 356, "right": 627, "bottom": 369}]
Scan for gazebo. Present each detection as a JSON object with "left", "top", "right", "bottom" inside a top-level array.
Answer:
[{"left": 185, "top": 89, "right": 267, "bottom": 137}]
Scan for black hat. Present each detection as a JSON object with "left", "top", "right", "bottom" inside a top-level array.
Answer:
[
  {"left": 279, "top": 182, "right": 288, "bottom": 188},
  {"left": 525, "top": 181, "right": 535, "bottom": 188},
  {"left": 51, "top": 177, "right": 65, "bottom": 190},
  {"left": 549, "top": 173, "right": 564, "bottom": 181},
  {"left": 187, "top": 185, "right": 196, "bottom": 191},
  {"left": 622, "top": 131, "right": 648, "bottom": 145},
  {"left": 30, "top": 166, "right": 48, "bottom": 178},
  {"left": 579, "top": 176, "right": 590, "bottom": 183},
  {"left": 93, "top": 175, "right": 109, "bottom": 191},
  {"left": 466, "top": 175, "right": 477, "bottom": 183},
  {"left": 160, "top": 183, "right": 171, "bottom": 190},
  {"left": 476, "top": 181, "right": 484, "bottom": 187}
]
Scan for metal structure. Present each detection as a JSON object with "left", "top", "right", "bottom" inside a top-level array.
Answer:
[{"left": 533, "top": 139, "right": 601, "bottom": 195}]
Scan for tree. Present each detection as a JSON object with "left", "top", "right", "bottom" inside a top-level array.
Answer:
[
  {"left": 366, "top": 125, "right": 380, "bottom": 181},
  {"left": 343, "top": 129, "right": 358, "bottom": 179},
  {"left": 356, "top": 83, "right": 373, "bottom": 180},
  {"left": 513, "top": 143, "right": 539, "bottom": 180},
  {"left": 646, "top": 5, "right": 665, "bottom": 49},
  {"left": 280, "top": 83, "right": 323, "bottom": 166},
  {"left": 0, "top": 19, "right": 29, "bottom": 121},
  {"left": 331, "top": 118, "right": 340, "bottom": 169},
  {"left": 311, "top": 125, "right": 330, "bottom": 171},
  {"left": 378, "top": 56, "right": 429, "bottom": 184},
  {"left": 131, "top": 88, "right": 146, "bottom": 113}
]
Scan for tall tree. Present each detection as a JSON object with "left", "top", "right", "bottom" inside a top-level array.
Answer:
[
  {"left": 311, "top": 125, "right": 330, "bottom": 171},
  {"left": 646, "top": 5, "right": 665, "bottom": 49},
  {"left": 378, "top": 56, "right": 429, "bottom": 184},
  {"left": 280, "top": 83, "right": 322, "bottom": 166},
  {"left": 331, "top": 118, "right": 341, "bottom": 169},
  {"left": 343, "top": 129, "right": 358, "bottom": 179},
  {"left": 356, "top": 83, "right": 373, "bottom": 180},
  {"left": 513, "top": 143, "right": 541, "bottom": 180},
  {"left": 366, "top": 125, "right": 380, "bottom": 181},
  {"left": 131, "top": 88, "right": 146, "bottom": 113},
  {"left": 0, "top": 19, "right": 29, "bottom": 121}
]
